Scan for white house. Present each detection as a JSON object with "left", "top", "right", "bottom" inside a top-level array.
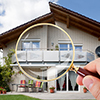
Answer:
[{"left": 0, "top": 2, "right": 100, "bottom": 93}]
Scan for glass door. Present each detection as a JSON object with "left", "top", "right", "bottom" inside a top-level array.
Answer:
[
  {"left": 56, "top": 70, "right": 79, "bottom": 92},
  {"left": 56, "top": 69, "right": 67, "bottom": 91},
  {"left": 68, "top": 71, "right": 79, "bottom": 91}
]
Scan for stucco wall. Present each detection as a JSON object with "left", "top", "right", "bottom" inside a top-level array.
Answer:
[
  {"left": 3, "top": 22, "right": 100, "bottom": 57},
  {"left": 55, "top": 21, "right": 100, "bottom": 54},
  {"left": 3, "top": 40, "right": 16, "bottom": 57},
  {"left": 18, "top": 25, "right": 48, "bottom": 50}
]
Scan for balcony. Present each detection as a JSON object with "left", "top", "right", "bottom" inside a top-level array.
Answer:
[{"left": 12, "top": 50, "right": 95, "bottom": 64}]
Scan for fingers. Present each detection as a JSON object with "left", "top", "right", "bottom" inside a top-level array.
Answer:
[
  {"left": 84, "top": 58, "right": 100, "bottom": 75},
  {"left": 76, "top": 58, "right": 100, "bottom": 100},
  {"left": 76, "top": 58, "right": 100, "bottom": 86},
  {"left": 76, "top": 75, "right": 83, "bottom": 85},
  {"left": 83, "top": 75, "right": 100, "bottom": 100}
]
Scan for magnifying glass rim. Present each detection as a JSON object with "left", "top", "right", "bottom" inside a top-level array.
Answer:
[{"left": 15, "top": 23, "right": 75, "bottom": 82}]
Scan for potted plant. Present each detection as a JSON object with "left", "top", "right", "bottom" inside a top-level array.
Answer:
[
  {"left": 0, "top": 88, "right": 3, "bottom": 94},
  {"left": 37, "top": 75, "right": 41, "bottom": 79},
  {"left": 2, "top": 89, "right": 6, "bottom": 94},
  {"left": 83, "top": 87, "right": 87, "bottom": 93},
  {"left": 55, "top": 45, "right": 59, "bottom": 50},
  {"left": 49, "top": 86, "right": 55, "bottom": 93},
  {"left": 18, "top": 70, "right": 23, "bottom": 75}
]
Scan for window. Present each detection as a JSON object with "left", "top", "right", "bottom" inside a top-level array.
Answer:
[
  {"left": 59, "top": 41, "right": 82, "bottom": 51},
  {"left": 69, "top": 44, "right": 72, "bottom": 50},
  {"left": 22, "top": 39, "right": 40, "bottom": 51},
  {"left": 59, "top": 44, "right": 72, "bottom": 51},
  {"left": 32, "top": 42, "right": 40, "bottom": 50},
  {"left": 22, "top": 42, "right": 30, "bottom": 51},
  {"left": 59, "top": 44, "right": 68, "bottom": 51},
  {"left": 75, "top": 46, "right": 82, "bottom": 51}
]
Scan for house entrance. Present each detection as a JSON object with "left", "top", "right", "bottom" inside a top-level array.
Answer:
[{"left": 56, "top": 69, "right": 79, "bottom": 92}]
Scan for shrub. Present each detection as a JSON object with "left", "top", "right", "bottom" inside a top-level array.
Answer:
[
  {"left": 0, "top": 88, "right": 3, "bottom": 91},
  {"left": 2, "top": 89, "right": 6, "bottom": 92},
  {"left": 0, "top": 49, "right": 15, "bottom": 91}
]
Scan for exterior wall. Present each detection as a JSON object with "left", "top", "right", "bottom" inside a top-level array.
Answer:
[
  {"left": 3, "top": 40, "right": 16, "bottom": 57},
  {"left": 11, "top": 66, "right": 27, "bottom": 91},
  {"left": 47, "top": 25, "right": 69, "bottom": 50},
  {"left": 4, "top": 21, "right": 100, "bottom": 57},
  {"left": 55, "top": 21, "right": 100, "bottom": 55},
  {"left": 18, "top": 25, "right": 48, "bottom": 50}
]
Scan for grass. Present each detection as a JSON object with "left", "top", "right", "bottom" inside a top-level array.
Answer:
[
  {"left": 0, "top": 95, "right": 96, "bottom": 100},
  {"left": 0, "top": 95, "right": 41, "bottom": 100}
]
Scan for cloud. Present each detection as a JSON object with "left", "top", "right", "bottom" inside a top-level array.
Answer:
[{"left": 0, "top": 0, "right": 58, "bottom": 33}]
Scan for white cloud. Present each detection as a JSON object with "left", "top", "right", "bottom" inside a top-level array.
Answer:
[
  {"left": 0, "top": 0, "right": 58, "bottom": 33},
  {"left": 0, "top": 4, "right": 3, "bottom": 14},
  {"left": 50, "top": 0, "right": 59, "bottom": 3}
]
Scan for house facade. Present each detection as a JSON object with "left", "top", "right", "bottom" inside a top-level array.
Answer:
[{"left": 0, "top": 2, "right": 100, "bottom": 93}]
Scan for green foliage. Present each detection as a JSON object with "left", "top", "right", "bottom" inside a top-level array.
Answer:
[
  {"left": 2, "top": 89, "right": 6, "bottom": 92},
  {"left": 55, "top": 44, "right": 59, "bottom": 50},
  {"left": 49, "top": 86, "right": 55, "bottom": 89},
  {"left": 0, "top": 49, "right": 15, "bottom": 91},
  {"left": 17, "top": 70, "right": 23, "bottom": 75},
  {"left": 37, "top": 75, "right": 40, "bottom": 79},
  {"left": 83, "top": 87, "right": 87, "bottom": 90},
  {"left": 0, "top": 88, "right": 3, "bottom": 91}
]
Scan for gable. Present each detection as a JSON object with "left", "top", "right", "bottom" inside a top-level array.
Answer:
[{"left": 0, "top": 2, "right": 100, "bottom": 49}]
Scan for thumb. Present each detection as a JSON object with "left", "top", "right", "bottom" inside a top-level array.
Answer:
[{"left": 83, "top": 76, "right": 100, "bottom": 100}]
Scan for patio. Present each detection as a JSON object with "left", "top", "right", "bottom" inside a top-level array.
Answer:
[{"left": 6, "top": 92, "right": 95, "bottom": 100}]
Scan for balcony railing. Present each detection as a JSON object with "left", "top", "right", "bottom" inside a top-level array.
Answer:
[{"left": 12, "top": 49, "right": 95, "bottom": 63}]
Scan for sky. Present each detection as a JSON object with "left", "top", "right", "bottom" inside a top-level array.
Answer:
[{"left": 0, "top": 0, "right": 100, "bottom": 34}]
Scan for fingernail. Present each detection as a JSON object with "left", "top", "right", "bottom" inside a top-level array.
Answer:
[{"left": 82, "top": 76, "right": 93, "bottom": 90}]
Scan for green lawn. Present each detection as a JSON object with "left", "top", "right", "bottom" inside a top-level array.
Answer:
[
  {"left": 0, "top": 95, "right": 96, "bottom": 100},
  {"left": 0, "top": 95, "right": 41, "bottom": 100}
]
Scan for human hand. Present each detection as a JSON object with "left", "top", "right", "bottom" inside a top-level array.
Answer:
[{"left": 76, "top": 58, "right": 100, "bottom": 100}]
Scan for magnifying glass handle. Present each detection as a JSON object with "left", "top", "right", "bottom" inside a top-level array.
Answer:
[{"left": 76, "top": 67, "right": 100, "bottom": 79}]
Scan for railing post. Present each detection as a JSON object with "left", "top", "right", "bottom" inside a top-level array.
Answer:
[
  {"left": 42, "top": 50, "right": 44, "bottom": 64},
  {"left": 26, "top": 50, "right": 28, "bottom": 64},
  {"left": 59, "top": 49, "right": 60, "bottom": 63}
]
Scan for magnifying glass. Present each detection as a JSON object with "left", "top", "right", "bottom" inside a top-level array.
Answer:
[{"left": 15, "top": 23, "right": 100, "bottom": 82}]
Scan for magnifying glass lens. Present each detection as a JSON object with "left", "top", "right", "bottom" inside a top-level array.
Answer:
[{"left": 15, "top": 23, "right": 75, "bottom": 82}]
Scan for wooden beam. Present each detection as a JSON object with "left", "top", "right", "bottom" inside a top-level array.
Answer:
[
  {"left": 70, "top": 16, "right": 100, "bottom": 32},
  {"left": 54, "top": 15, "right": 66, "bottom": 24},
  {"left": 51, "top": 7, "right": 100, "bottom": 32},
  {"left": 98, "top": 37, "right": 100, "bottom": 41},
  {"left": 70, "top": 21, "right": 100, "bottom": 37},
  {"left": 54, "top": 17, "right": 66, "bottom": 24},
  {"left": 0, "top": 31, "right": 21, "bottom": 42},
  {"left": 0, "top": 42, "right": 7, "bottom": 48},
  {"left": 41, "top": 16, "right": 55, "bottom": 23},
  {"left": 67, "top": 15, "right": 70, "bottom": 28}
]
